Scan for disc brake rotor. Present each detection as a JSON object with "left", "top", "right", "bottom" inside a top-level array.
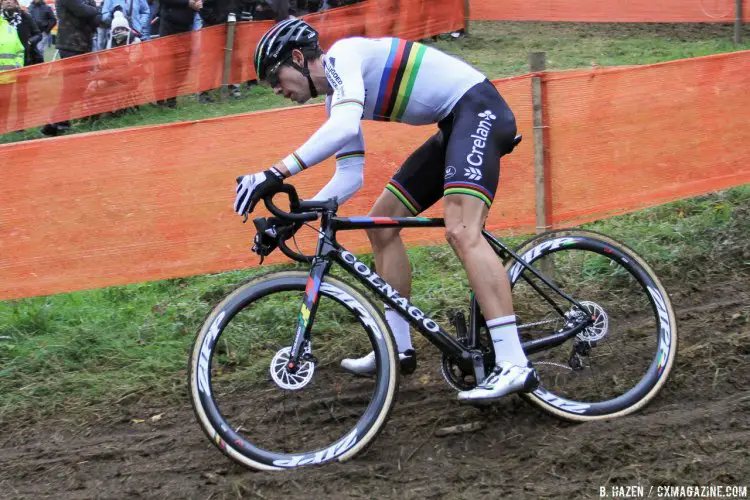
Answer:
[
  {"left": 575, "top": 300, "right": 609, "bottom": 344},
  {"left": 270, "top": 346, "right": 315, "bottom": 390}
]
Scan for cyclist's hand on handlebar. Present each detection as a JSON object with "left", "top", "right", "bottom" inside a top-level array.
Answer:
[
  {"left": 233, "top": 168, "right": 284, "bottom": 216},
  {"left": 252, "top": 229, "right": 278, "bottom": 259},
  {"left": 251, "top": 217, "right": 297, "bottom": 262},
  {"left": 252, "top": 224, "right": 281, "bottom": 258}
]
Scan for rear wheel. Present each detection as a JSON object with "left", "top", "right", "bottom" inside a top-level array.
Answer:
[
  {"left": 189, "top": 271, "right": 399, "bottom": 470},
  {"left": 506, "top": 229, "right": 677, "bottom": 422}
]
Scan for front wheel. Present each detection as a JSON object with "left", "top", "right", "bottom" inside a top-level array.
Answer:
[
  {"left": 188, "top": 271, "right": 399, "bottom": 470},
  {"left": 506, "top": 229, "right": 678, "bottom": 422}
]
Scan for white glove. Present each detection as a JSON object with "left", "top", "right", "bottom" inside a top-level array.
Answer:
[{"left": 234, "top": 169, "right": 283, "bottom": 216}]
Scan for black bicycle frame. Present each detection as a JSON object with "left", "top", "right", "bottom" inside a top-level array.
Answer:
[{"left": 286, "top": 213, "right": 591, "bottom": 381}]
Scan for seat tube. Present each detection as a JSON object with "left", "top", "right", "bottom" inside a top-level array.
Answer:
[{"left": 469, "top": 290, "right": 484, "bottom": 347}]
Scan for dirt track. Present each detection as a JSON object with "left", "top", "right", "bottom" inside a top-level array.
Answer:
[{"left": 1, "top": 272, "right": 748, "bottom": 499}]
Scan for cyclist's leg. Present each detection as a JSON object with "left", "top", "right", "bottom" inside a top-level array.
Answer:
[
  {"left": 366, "top": 130, "right": 445, "bottom": 300},
  {"left": 442, "top": 80, "right": 517, "bottom": 323},
  {"left": 366, "top": 190, "right": 413, "bottom": 297},
  {"left": 341, "top": 132, "right": 444, "bottom": 375},
  {"left": 440, "top": 79, "right": 538, "bottom": 400},
  {"left": 443, "top": 194, "right": 511, "bottom": 319}
]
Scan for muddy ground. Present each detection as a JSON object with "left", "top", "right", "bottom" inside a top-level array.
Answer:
[{"left": 1, "top": 268, "right": 748, "bottom": 499}]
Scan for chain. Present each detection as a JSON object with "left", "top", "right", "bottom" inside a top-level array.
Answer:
[
  {"left": 517, "top": 318, "right": 561, "bottom": 330},
  {"left": 533, "top": 360, "right": 572, "bottom": 371}
]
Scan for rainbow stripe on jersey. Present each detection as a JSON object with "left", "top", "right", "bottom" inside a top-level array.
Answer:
[{"left": 373, "top": 39, "right": 428, "bottom": 122}]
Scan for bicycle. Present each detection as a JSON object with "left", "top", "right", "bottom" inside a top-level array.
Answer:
[{"left": 189, "top": 183, "right": 677, "bottom": 471}]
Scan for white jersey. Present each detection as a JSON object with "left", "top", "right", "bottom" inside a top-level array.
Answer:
[
  {"left": 281, "top": 37, "right": 486, "bottom": 203},
  {"left": 326, "top": 37, "right": 485, "bottom": 125}
]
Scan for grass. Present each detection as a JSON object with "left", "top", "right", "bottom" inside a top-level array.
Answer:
[
  {"left": 1, "top": 185, "right": 747, "bottom": 422},
  {"left": 432, "top": 22, "right": 750, "bottom": 77},
  {"left": 2, "top": 21, "right": 749, "bottom": 144},
  {"left": 1, "top": 21, "right": 749, "bottom": 422}
]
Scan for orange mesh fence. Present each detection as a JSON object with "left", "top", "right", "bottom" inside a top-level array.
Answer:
[
  {"left": 0, "top": 25, "right": 228, "bottom": 134},
  {"left": 470, "top": 0, "right": 750, "bottom": 22},
  {"left": 541, "top": 50, "right": 750, "bottom": 227},
  {"left": 0, "top": 77, "right": 530, "bottom": 300},
  {"left": 2, "top": 51, "right": 750, "bottom": 300},
  {"left": 0, "top": 0, "right": 464, "bottom": 135}
]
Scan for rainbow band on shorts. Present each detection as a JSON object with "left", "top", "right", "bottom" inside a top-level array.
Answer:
[
  {"left": 386, "top": 179, "right": 421, "bottom": 215},
  {"left": 444, "top": 182, "right": 493, "bottom": 208}
]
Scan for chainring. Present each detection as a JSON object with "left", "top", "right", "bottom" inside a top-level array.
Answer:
[{"left": 440, "top": 354, "right": 478, "bottom": 391}]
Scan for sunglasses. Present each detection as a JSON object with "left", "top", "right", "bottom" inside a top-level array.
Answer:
[{"left": 264, "top": 55, "right": 292, "bottom": 88}]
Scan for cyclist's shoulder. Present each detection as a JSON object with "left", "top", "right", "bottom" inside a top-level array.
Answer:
[
  {"left": 327, "top": 36, "right": 394, "bottom": 58},
  {"left": 327, "top": 37, "right": 368, "bottom": 57}
]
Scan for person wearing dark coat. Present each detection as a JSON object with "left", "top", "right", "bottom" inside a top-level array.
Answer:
[
  {"left": 55, "top": 0, "right": 101, "bottom": 54},
  {"left": 160, "top": 0, "right": 200, "bottom": 35},
  {"left": 28, "top": 0, "right": 57, "bottom": 32},
  {"left": 40, "top": 0, "right": 101, "bottom": 135},
  {"left": 252, "top": 0, "right": 287, "bottom": 21},
  {"left": 28, "top": 0, "right": 56, "bottom": 56},
  {"left": 153, "top": 0, "right": 201, "bottom": 108},
  {"left": 196, "top": 0, "right": 242, "bottom": 102}
]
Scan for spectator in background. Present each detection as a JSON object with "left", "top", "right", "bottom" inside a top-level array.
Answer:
[
  {"left": 107, "top": 8, "right": 140, "bottom": 46},
  {"left": 55, "top": 0, "right": 100, "bottom": 55},
  {"left": 40, "top": 0, "right": 100, "bottom": 135},
  {"left": 1, "top": 0, "right": 42, "bottom": 66},
  {"left": 83, "top": 9, "right": 146, "bottom": 112},
  {"left": 197, "top": 0, "right": 229, "bottom": 30},
  {"left": 197, "top": 0, "right": 241, "bottom": 102},
  {"left": 28, "top": 0, "right": 56, "bottom": 56},
  {"left": 160, "top": 0, "right": 199, "bottom": 37},
  {"left": 0, "top": 8, "right": 23, "bottom": 71},
  {"left": 190, "top": 2, "right": 200, "bottom": 29},
  {"left": 96, "top": 0, "right": 149, "bottom": 49},
  {"left": 252, "top": 0, "right": 288, "bottom": 21},
  {"left": 147, "top": 0, "right": 158, "bottom": 36},
  {"left": 155, "top": 0, "right": 201, "bottom": 108},
  {"left": 0, "top": 12, "right": 25, "bottom": 130},
  {"left": 1, "top": 0, "right": 41, "bottom": 131},
  {"left": 236, "top": 0, "right": 251, "bottom": 22}
]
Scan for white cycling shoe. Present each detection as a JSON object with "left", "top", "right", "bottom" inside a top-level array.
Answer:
[
  {"left": 340, "top": 349, "right": 417, "bottom": 377},
  {"left": 457, "top": 360, "right": 540, "bottom": 403}
]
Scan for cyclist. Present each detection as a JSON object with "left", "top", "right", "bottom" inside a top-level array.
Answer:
[{"left": 234, "top": 19, "right": 539, "bottom": 402}]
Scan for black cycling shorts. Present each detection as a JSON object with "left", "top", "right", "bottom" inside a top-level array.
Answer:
[{"left": 385, "top": 79, "right": 517, "bottom": 214}]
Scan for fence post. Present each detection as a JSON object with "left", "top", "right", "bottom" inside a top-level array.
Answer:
[
  {"left": 735, "top": 0, "right": 743, "bottom": 45},
  {"left": 530, "top": 52, "right": 553, "bottom": 277},
  {"left": 464, "top": 0, "right": 470, "bottom": 36},
  {"left": 530, "top": 52, "right": 548, "bottom": 236},
  {"left": 221, "top": 12, "right": 237, "bottom": 101}
]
